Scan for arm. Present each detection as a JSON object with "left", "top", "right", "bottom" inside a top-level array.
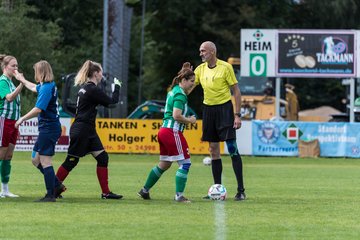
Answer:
[
  {"left": 173, "top": 108, "right": 196, "bottom": 124},
  {"left": 14, "top": 70, "right": 37, "bottom": 93},
  {"left": 231, "top": 84, "right": 242, "bottom": 129},
  {"left": 92, "top": 85, "right": 120, "bottom": 107},
  {"left": 5, "top": 83, "right": 24, "bottom": 102},
  {"left": 15, "top": 107, "right": 42, "bottom": 129}
]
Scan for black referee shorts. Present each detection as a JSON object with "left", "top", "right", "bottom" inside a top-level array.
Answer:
[
  {"left": 201, "top": 100, "right": 236, "bottom": 142},
  {"left": 68, "top": 123, "right": 104, "bottom": 157}
]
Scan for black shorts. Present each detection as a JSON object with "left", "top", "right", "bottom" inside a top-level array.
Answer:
[
  {"left": 202, "top": 100, "right": 236, "bottom": 142},
  {"left": 67, "top": 122, "right": 104, "bottom": 157}
]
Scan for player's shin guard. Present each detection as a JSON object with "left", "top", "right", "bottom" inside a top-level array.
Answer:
[
  {"left": 211, "top": 159, "right": 222, "bottom": 184},
  {"left": 57, "top": 155, "right": 79, "bottom": 182},
  {"left": 96, "top": 167, "right": 110, "bottom": 194},
  {"left": 1, "top": 160, "right": 11, "bottom": 184},
  {"left": 231, "top": 154, "right": 245, "bottom": 192},
  {"left": 43, "top": 166, "right": 56, "bottom": 197},
  {"left": 175, "top": 170, "right": 188, "bottom": 194},
  {"left": 144, "top": 166, "right": 165, "bottom": 191}
]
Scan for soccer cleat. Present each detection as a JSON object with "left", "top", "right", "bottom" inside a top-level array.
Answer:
[
  {"left": 234, "top": 192, "right": 246, "bottom": 201},
  {"left": 138, "top": 188, "right": 150, "bottom": 200},
  {"left": 174, "top": 195, "right": 191, "bottom": 203},
  {"left": 202, "top": 195, "right": 210, "bottom": 200},
  {"left": 34, "top": 194, "right": 56, "bottom": 202},
  {"left": 54, "top": 183, "right": 67, "bottom": 199},
  {"left": 1, "top": 191, "right": 19, "bottom": 198},
  {"left": 101, "top": 192, "right": 123, "bottom": 200}
]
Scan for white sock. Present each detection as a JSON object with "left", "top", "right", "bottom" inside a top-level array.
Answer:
[{"left": 2, "top": 183, "right": 8, "bottom": 193}]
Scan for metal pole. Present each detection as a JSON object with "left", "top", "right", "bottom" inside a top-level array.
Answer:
[
  {"left": 102, "top": 0, "right": 108, "bottom": 72},
  {"left": 350, "top": 78, "right": 355, "bottom": 122},
  {"left": 137, "top": 0, "right": 146, "bottom": 105},
  {"left": 275, "top": 77, "right": 281, "bottom": 120}
]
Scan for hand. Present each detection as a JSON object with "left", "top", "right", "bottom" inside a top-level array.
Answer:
[
  {"left": 14, "top": 70, "right": 25, "bottom": 82},
  {"left": 15, "top": 117, "right": 23, "bottom": 129},
  {"left": 114, "top": 78, "right": 122, "bottom": 88},
  {"left": 233, "top": 116, "right": 242, "bottom": 129},
  {"left": 188, "top": 115, "right": 196, "bottom": 124}
]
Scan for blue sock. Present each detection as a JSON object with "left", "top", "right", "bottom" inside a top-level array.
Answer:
[
  {"left": 43, "top": 166, "right": 55, "bottom": 197},
  {"left": 37, "top": 164, "right": 61, "bottom": 188}
]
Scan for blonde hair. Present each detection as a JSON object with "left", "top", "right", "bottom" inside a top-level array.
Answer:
[
  {"left": 74, "top": 60, "right": 102, "bottom": 86},
  {"left": 33, "top": 60, "right": 54, "bottom": 83},
  {"left": 0, "top": 55, "right": 16, "bottom": 71}
]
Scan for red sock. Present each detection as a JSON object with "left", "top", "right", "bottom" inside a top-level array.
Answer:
[
  {"left": 96, "top": 167, "right": 110, "bottom": 194},
  {"left": 56, "top": 166, "right": 69, "bottom": 182}
]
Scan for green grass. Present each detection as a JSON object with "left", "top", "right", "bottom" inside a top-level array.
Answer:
[{"left": 2, "top": 153, "right": 360, "bottom": 240}]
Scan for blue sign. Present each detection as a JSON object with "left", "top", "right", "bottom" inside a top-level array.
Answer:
[{"left": 252, "top": 120, "right": 360, "bottom": 158}]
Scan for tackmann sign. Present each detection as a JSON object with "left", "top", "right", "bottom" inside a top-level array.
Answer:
[
  {"left": 277, "top": 30, "right": 356, "bottom": 77},
  {"left": 241, "top": 29, "right": 276, "bottom": 77},
  {"left": 241, "top": 29, "right": 357, "bottom": 78}
]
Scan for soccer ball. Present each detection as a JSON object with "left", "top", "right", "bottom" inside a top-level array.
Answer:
[
  {"left": 202, "top": 156, "right": 211, "bottom": 166},
  {"left": 208, "top": 184, "right": 227, "bottom": 201}
]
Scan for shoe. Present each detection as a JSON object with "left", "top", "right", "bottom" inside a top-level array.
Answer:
[
  {"left": 34, "top": 194, "right": 56, "bottom": 202},
  {"left": 138, "top": 188, "right": 150, "bottom": 200},
  {"left": 54, "top": 183, "right": 67, "bottom": 199},
  {"left": 234, "top": 192, "right": 246, "bottom": 201},
  {"left": 0, "top": 192, "right": 4, "bottom": 198},
  {"left": 1, "top": 191, "right": 19, "bottom": 198},
  {"left": 202, "top": 195, "right": 210, "bottom": 200},
  {"left": 174, "top": 195, "right": 191, "bottom": 203},
  {"left": 101, "top": 192, "right": 123, "bottom": 199}
]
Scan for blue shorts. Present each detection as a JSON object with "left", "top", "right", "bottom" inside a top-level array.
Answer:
[{"left": 33, "top": 127, "right": 61, "bottom": 156}]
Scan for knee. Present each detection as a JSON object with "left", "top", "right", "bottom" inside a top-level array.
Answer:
[
  {"left": 208, "top": 146, "right": 220, "bottom": 159},
  {"left": 226, "top": 139, "right": 239, "bottom": 156},
  {"left": 62, "top": 155, "right": 79, "bottom": 171},
  {"left": 95, "top": 151, "right": 109, "bottom": 167},
  {"left": 180, "top": 162, "right": 191, "bottom": 172}
]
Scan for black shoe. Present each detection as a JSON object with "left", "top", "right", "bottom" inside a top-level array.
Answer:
[
  {"left": 34, "top": 194, "right": 56, "bottom": 202},
  {"left": 202, "top": 195, "right": 210, "bottom": 200},
  {"left": 138, "top": 188, "right": 150, "bottom": 200},
  {"left": 54, "top": 183, "right": 66, "bottom": 199},
  {"left": 234, "top": 192, "right": 246, "bottom": 201},
  {"left": 101, "top": 192, "right": 123, "bottom": 199}
]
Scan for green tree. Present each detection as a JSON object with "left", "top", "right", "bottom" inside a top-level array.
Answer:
[{"left": 0, "top": 0, "right": 61, "bottom": 114}]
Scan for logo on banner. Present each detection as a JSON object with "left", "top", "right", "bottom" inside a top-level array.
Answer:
[
  {"left": 257, "top": 122, "right": 280, "bottom": 144},
  {"left": 317, "top": 36, "right": 353, "bottom": 65},
  {"left": 282, "top": 123, "right": 303, "bottom": 144}
]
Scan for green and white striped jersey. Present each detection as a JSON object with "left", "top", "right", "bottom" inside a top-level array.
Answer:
[
  {"left": 162, "top": 85, "right": 189, "bottom": 132},
  {"left": 0, "top": 75, "right": 21, "bottom": 120}
]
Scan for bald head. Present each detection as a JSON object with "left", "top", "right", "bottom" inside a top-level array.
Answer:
[
  {"left": 199, "top": 41, "right": 217, "bottom": 65},
  {"left": 201, "top": 41, "right": 217, "bottom": 55}
]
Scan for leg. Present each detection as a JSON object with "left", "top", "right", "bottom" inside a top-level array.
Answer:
[
  {"left": 209, "top": 142, "right": 222, "bottom": 184},
  {"left": 225, "top": 139, "right": 246, "bottom": 201},
  {"left": 56, "top": 154, "right": 79, "bottom": 182},
  {"left": 39, "top": 155, "right": 56, "bottom": 199},
  {"left": 92, "top": 150, "right": 122, "bottom": 199},
  {"left": 175, "top": 159, "right": 191, "bottom": 202},
  {"left": 0, "top": 144, "right": 18, "bottom": 197},
  {"left": 138, "top": 161, "right": 171, "bottom": 200}
]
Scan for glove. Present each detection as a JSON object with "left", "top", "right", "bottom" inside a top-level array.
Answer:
[{"left": 114, "top": 78, "right": 122, "bottom": 88}]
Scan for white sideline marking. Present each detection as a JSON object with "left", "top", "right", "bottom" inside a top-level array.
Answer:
[{"left": 214, "top": 201, "right": 226, "bottom": 240}]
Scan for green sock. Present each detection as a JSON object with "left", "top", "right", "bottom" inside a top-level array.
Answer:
[
  {"left": 0, "top": 160, "right": 2, "bottom": 180},
  {"left": 144, "top": 166, "right": 165, "bottom": 190},
  {"left": 175, "top": 169, "right": 188, "bottom": 193},
  {"left": 1, "top": 160, "right": 11, "bottom": 183}
]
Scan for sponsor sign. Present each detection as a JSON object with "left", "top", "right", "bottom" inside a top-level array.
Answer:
[
  {"left": 15, "top": 118, "right": 71, "bottom": 152},
  {"left": 253, "top": 120, "right": 360, "bottom": 157},
  {"left": 241, "top": 29, "right": 277, "bottom": 77},
  {"left": 277, "top": 30, "right": 356, "bottom": 77}
]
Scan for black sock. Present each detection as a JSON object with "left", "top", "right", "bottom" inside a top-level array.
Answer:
[
  {"left": 231, "top": 154, "right": 245, "bottom": 193},
  {"left": 211, "top": 159, "right": 222, "bottom": 184}
]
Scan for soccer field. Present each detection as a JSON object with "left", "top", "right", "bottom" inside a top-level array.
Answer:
[{"left": 1, "top": 152, "right": 360, "bottom": 240}]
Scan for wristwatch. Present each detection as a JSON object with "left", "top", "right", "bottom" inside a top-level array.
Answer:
[{"left": 234, "top": 113, "right": 241, "bottom": 117}]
